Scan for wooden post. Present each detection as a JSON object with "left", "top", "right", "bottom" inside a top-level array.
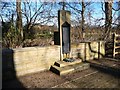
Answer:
[
  {"left": 98, "top": 41, "right": 100, "bottom": 60},
  {"left": 84, "top": 43, "right": 86, "bottom": 61},
  {"left": 113, "top": 33, "right": 115, "bottom": 58}
]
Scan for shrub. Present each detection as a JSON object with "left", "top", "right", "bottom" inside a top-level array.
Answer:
[{"left": 2, "top": 22, "right": 23, "bottom": 48}]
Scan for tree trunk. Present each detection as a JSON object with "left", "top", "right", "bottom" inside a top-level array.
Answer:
[
  {"left": 118, "top": 1, "right": 120, "bottom": 29},
  {"left": 105, "top": 1, "right": 113, "bottom": 40},
  {"left": 81, "top": 0, "right": 85, "bottom": 32},
  {"left": 16, "top": 0, "right": 23, "bottom": 39},
  {"left": 81, "top": 0, "right": 85, "bottom": 39}
]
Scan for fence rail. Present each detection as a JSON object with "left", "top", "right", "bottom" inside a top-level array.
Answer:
[{"left": 113, "top": 33, "right": 120, "bottom": 58}]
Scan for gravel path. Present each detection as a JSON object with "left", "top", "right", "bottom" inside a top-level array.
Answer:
[
  {"left": 3, "top": 68, "right": 119, "bottom": 88},
  {"left": 3, "top": 59, "right": 120, "bottom": 89}
]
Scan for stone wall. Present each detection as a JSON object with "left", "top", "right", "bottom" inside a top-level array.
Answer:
[
  {"left": 2, "top": 46, "right": 60, "bottom": 80},
  {"left": 2, "top": 41, "right": 105, "bottom": 80},
  {"left": 71, "top": 41, "right": 105, "bottom": 61}
]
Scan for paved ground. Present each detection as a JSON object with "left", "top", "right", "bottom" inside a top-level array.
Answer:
[{"left": 3, "top": 59, "right": 120, "bottom": 89}]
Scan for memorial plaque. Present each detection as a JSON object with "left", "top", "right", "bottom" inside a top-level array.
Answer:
[{"left": 62, "top": 22, "right": 70, "bottom": 54}]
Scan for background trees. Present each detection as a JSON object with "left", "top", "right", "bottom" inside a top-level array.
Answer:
[{"left": 1, "top": 1, "right": 119, "bottom": 48}]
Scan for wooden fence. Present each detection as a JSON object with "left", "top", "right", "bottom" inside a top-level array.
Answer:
[{"left": 113, "top": 33, "right": 120, "bottom": 58}]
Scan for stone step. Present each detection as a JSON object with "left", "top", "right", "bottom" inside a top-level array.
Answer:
[
  {"left": 50, "top": 62, "right": 90, "bottom": 75},
  {"left": 54, "top": 59, "right": 82, "bottom": 67}
]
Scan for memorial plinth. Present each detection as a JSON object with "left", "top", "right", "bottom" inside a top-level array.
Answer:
[
  {"left": 51, "top": 10, "right": 90, "bottom": 75},
  {"left": 50, "top": 59, "right": 90, "bottom": 75}
]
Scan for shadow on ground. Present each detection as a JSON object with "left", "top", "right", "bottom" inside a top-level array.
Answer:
[
  {"left": 86, "top": 59, "right": 120, "bottom": 78},
  {"left": 2, "top": 49, "right": 26, "bottom": 89}
]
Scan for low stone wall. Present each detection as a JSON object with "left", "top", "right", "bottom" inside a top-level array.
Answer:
[
  {"left": 2, "top": 46, "right": 60, "bottom": 80},
  {"left": 71, "top": 41, "right": 105, "bottom": 60},
  {"left": 2, "top": 41, "right": 105, "bottom": 80}
]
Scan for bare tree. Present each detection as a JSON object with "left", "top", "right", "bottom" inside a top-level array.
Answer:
[
  {"left": 22, "top": 2, "right": 55, "bottom": 31},
  {"left": 66, "top": 1, "right": 92, "bottom": 40},
  {"left": 81, "top": 0, "right": 85, "bottom": 33},
  {"left": 104, "top": 1, "right": 113, "bottom": 40},
  {"left": 118, "top": 1, "right": 120, "bottom": 29},
  {"left": 105, "top": 1, "right": 113, "bottom": 31},
  {"left": 112, "top": 1, "right": 120, "bottom": 28},
  {"left": 16, "top": 0, "right": 23, "bottom": 39},
  {"left": 0, "top": 2, "right": 16, "bottom": 23}
]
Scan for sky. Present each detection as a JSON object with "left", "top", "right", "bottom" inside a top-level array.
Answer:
[
  {"left": 1, "top": 0, "right": 120, "bottom": 2},
  {"left": 0, "top": 0, "right": 119, "bottom": 27}
]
